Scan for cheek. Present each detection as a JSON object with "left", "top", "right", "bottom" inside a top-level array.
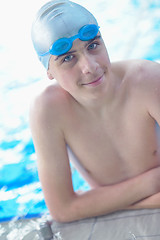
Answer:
[
  {"left": 100, "top": 46, "right": 110, "bottom": 61},
  {"left": 102, "top": 49, "right": 109, "bottom": 60},
  {"left": 100, "top": 54, "right": 110, "bottom": 69},
  {"left": 55, "top": 71, "right": 74, "bottom": 90}
]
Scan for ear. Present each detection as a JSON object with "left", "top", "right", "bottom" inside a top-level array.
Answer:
[{"left": 47, "top": 70, "right": 54, "bottom": 80}]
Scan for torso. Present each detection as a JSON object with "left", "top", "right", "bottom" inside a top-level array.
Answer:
[
  {"left": 65, "top": 92, "right": 160, "bottom": 187},
  {"left": 47, "top": 60, "right": 160, "bottom": 187}
]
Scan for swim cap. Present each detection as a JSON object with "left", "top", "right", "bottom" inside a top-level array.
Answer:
[{"left": 31, "top": 0, "right": 98, "bottom": 70}]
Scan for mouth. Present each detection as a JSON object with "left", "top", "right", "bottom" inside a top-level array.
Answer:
[{"left": 82, "top": 75, "right": 104, "bottom": 87}]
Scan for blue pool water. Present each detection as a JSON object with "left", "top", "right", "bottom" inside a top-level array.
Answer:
[{"left": 0, "top": 0, "right": 160, "bottom": 222}]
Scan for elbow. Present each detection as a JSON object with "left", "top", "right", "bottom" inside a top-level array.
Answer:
[
  {"left": 51, "top": 214, "right": 71, "bottom": 223},
  {"left": 50, "top": 210, "right": 69, "bottom": 223},
  {"left": 50, "top": 209, "right": 75, "bottom": 223},
  {"left": 49, "top": 200, "right": 80, "bottom": 223}
]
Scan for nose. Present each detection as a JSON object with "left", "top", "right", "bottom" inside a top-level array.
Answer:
[{"left": 80, "top": 53, "right": 98, "bottom": 75}]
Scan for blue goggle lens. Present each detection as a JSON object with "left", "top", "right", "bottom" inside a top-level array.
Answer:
[
  {"left": 53, "top": 40, "right": 72, "bottom": 55},
  {"left": 79, "top": 24, "right": 99, "bottom": 41}
]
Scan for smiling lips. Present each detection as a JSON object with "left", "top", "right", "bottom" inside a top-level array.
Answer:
[{"left": 82, "top": 75, "right": 103, "bottom": 86}]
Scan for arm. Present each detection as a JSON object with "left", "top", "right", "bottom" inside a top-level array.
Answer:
[
  {"left": 30, "top": 89, "right": 160, "bottom": 223},
  {"left": 70, "top": 169, "right": 160, "bottom": 220}
]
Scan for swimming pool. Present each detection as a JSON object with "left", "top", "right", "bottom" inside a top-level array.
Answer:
[{"left": 0, "top": 0, "right": 160, "bottom": 223}]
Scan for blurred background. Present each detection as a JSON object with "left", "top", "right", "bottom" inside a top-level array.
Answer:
[{"left": 0, "top": 0, "right": 160, "bottom": 221}]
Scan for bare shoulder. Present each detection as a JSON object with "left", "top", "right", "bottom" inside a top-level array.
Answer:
[
  {"left": 113, "top": 59, "right": 160, "bottom": 89},
  {"left": 112, "top": 60, "right": 160, "bottom": 115},
  {"left": 124, "top": 59, "right": 160, "bottom": 84},
  {"left": 112, "top": 59, "right": 160, "bottom": 79},
  {"left": 30, "top": 83, "right": 70, "bottom": 112},
  {"left": 129, "top": 59, "right": 160, "bottom": 80},
  {"left": 122, "top": 60, "right": 160, "bottom": 118},
  {"left": 30, "top": 83, "right": 72, "bottom": 126},
  {"left": 129, "top": 60, "right": 160, "bottom": 95}
]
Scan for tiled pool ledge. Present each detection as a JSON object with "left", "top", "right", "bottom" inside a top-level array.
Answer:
[{"left": 1, "top": 209, "right": 160, "bottom": 240}]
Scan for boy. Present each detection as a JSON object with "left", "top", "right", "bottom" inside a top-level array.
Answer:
[{"left": 31, "top": 0, "right": 160, "bottom": 223}]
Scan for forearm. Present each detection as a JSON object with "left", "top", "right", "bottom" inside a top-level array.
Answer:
[{"left": 56, "top": 170, "right": 159, "bottom": 222}]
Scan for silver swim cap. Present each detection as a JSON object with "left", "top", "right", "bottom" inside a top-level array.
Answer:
[{"left": 31, "top": 0, "right": 98, "bottom": 69}]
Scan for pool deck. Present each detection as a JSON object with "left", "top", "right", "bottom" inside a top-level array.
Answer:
[{"left": 1, "top": 209, "right": 160, "bottom": 240}]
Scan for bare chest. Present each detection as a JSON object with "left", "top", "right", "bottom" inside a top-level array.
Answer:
[{"left": 65, "top": 105, "right": 160, "bottom": 186}]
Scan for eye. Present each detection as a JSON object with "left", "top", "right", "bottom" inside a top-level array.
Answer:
[
  {"left": 63, "top": 54, "right": 74, "bottom": 63},
  {"left": 88, "top": 42, "right": 99, "bottom": 50}
]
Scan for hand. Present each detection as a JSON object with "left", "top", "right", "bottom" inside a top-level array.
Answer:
[
  {"left": 135, "top": 192, "right": 160, "bottom": 208},
  {"left": 127, "top": 192, "right": 160, "bottom": 210},
  {"left": 144, "top": 166, "right": 160, "bottom": 195}
]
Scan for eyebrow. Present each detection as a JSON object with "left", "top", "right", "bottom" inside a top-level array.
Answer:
[
  {"left": 54, "top": 50, "right": 77, "bottom": 61},
  {"left": 85, "top": 35, "right": 101, "bottom": 47},
  {"left": 54, "top": 35, "right": 101, "bottom": 61}
]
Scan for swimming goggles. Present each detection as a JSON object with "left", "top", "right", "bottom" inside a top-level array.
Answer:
[{"left": 38, "top": 24, "right": 100, "bottom": 56}]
